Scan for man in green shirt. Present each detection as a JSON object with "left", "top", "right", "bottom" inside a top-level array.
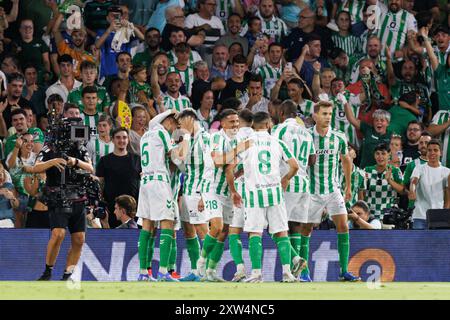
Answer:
[
  {"left": 388, "top": 93, "right": 418, "bottom": 137},
  {"left": 68, "top": 60, "right": 110, "bottom": 114},
  {"left": 132, "top": 28, "right": 161, "bottom": 68},
  {"left": 4, "top": 108, "right": 44, "bottom": 158},
  {"left": 345, "top": 105, "right": 392, "bottom": 169}
]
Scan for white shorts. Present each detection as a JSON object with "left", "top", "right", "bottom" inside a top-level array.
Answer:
[
  {"left": 202, "top": 192, "right": 234, "bottom": 225},
  {"left": 307, "top": 191, "right": 347, "bottom": 224},
  {"left": 244, "top": 203, "right": 288, "bottom": 234},
  {"left": 230, "top": 205, "right": 245, "bottom": 228},
  {"left": 136, "top": 181, "right": 175, "bottom": 222},
  {"left": 181, "top": 193, "right": 207, "bottom": 225},
  {"left": 284, "top": 191, "right": 310, "bottom": 223}
]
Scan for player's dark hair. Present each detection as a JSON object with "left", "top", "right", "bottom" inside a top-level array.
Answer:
[
  {"left": 252, "top": 112, "right": 271, "bottom": 126},
  {"left": 238, "top": 109, "right": 253, "bottom": 124},
  {"left": 219, "top": 108, "right": 238, "bottom": 122},
  {"left": 112, "top": 127, "right": 129, "bottom": 138},
  {"left": 374, "top": 143, "right": 390, "bottom": 153},
  {"left": 57, "top": 54, "right": 73, "bottom": 65},
  {"left": 82, "top": 85, "right": 98, "bottom": 97},
  {"left": 178, "top": 109, "right": 199, "bottom": 121},
  {"left": 10, "top": 108, "right": 27, "bottom": 119},
  {"left": 428, "top": 139, "right": 442, "bottom": 151},
  {"left": 279, "top": 100, "right": 297, "bottom": 119},
  {"left": 115, "top": 195, "right": 137, "bottom": 218},
  {"left": 232, "top": 54, "right": 247, "bottom": 65}
]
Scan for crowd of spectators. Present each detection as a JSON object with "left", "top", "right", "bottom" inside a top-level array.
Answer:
[{"left": 0, "top": 0, "right": 448, "bottom": 230}]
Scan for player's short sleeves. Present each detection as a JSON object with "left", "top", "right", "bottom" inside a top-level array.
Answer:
[
  {"left": 158, "top": 129, "right": 174, "bottom": 153},
  {"left": 279, "top": 140, "right": 293, "bottom": 161},
  {"left": 211, "top": 133, "right": 225, "bottom": 153},
  {"left": 337, "top": 133, "right": 348, "bottom": 155}
]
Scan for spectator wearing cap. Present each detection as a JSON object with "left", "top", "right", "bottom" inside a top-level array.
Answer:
[
  {"left": 67, "top": 60, "right": 111, "bottom": 114},
  {"left": 11, "top": 19, "right": 50, "bottom": 83},
  {"left": 282, "top": 7, "right": 334, "bottom": 62},
  {"left": 132, "top": 27, "right": 162, "bottom": 68},
  {"left": 294, "top": 34, "right": 330, "bottom": 89},
  {"left": 45, "top": 54, "right": 82, "bottom": 110},
  {"left": 94, "top": 5, "right": 145, "bottom": 80},
  {"left": 52, "top": 11, "right": 96, "bottom": 80},
  {"left": 0, "top": 72, "right": 33, "bottom": 133},
  {"left": 216, "top": 14, "right": 249, "bottom": 57}
]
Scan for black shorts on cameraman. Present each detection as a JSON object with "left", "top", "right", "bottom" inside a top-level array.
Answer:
[{"left": 48, "top": 202, "right": 86, "bottom": 233}]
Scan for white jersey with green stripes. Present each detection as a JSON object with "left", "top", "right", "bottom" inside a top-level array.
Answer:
[
  {"left": 331, "top": 32, "right": 362, "bottom": 56},
  {"left": 299, "top": 99, "right": 314, "bottom": 117},
  {"left": 167, "top": 49, "right": 202, "bottom": 67},
  {"left": 238, "top": 130, "right": 293, "bottom": 208},
  {"left": 168, "top": 65, "right": 195, "bottom": 96},
  {"left": 256, "top": 63, "right": 282, "bottom": 98},
  {"left": 377, "top": 6, "right": 417, "bottom": 56},
  {"left": 201, "top": 129, "right": 236, "bottom": 197},
  {"left": 216, "top": 0, "right": 234, "bottom": 26},
  {"left": 140, "top": 123, "right": 175, "bottom": 183},
  {"left": 183, "top": 128, "right": 210, "bottom": 196},
  {"left": 86, "top": 137, "right": 114, "bottom": 168},
  {"left": 162, "top": 93, "right": 192, "bottom": 112},
  {"left": 330, "top": 91, "right": 360, "bottom": 147},
  {"left": 80, "top": 111, "right": 101, "bottom": 139},
  {"left": 309, "top": 126, "right": 348, "bottom": 195},
  {"left": 337, "top": 0, "right": 365, "bottom": 23},
  {"left": 240, "top": 12, "right": 288, "bottom": 43},
  {"left": 272, "top": 118, "right": 315, "bottom": 194},
  {"left": 431, "top": 111, "right": 450, "bottom": 168},
  {"left": 234, "top": 126, "right": 254, "bottom": 198}
]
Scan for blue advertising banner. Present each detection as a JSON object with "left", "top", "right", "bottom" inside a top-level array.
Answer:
[{"left": 1, "top": 229, "right": 450, "bottom": 281}]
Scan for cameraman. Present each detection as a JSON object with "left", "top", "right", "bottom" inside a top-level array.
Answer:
[
  {"left": 348, "top": 201, "right": 382, "bottom": 230},
  {"left": 33, "top": 103, "right": 94, "bottom": 281}
]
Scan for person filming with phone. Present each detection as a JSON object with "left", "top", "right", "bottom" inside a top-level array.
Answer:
[{"left": 348, "top": 200, "right": 382, "bottom": 230}]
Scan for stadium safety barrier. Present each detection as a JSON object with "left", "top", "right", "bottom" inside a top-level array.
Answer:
[{"left": 1, "top": 229, "right": 450, "bottom": 281}]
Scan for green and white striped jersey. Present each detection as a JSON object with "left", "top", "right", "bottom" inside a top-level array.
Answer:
[
  {"left": 364, "top": 164, "right": 403, "bottom": 219},
  {"left": 299, "top": 99, "right": 315, "bottom": 117},
  {"left": 431, "top": 111, "right": 450, "bottom": 168},
  {"left": 309, "top": 126, "right": 348, "bottom": 195},
  {"left": 256, "top": 63, "right": 282, "bottom": 98},
  {"left": 272, "top": 118, "right": 314, "bottom": 193},
  {"left": 168, "top": 65, "right": 195, "bottom": 96},
  {"left": 201, "top": 129, "right": 236, "bottom": 197},
  {"left": 183, "top": 129, "right": 210, "bottom": 196},
  {"left": 86, "top": 137, "right": 114, "bottom": 169},
  {"left": 233, "top": 127, "right": 254, "bottom": 198},
  {"left": 216, "top": 0, "right": 234, "bottom": 27},
  {"left": 331, "top": 32, "right": 362, "bottom": 56},
  {"left": 377, "top": 6, "right": 417, "bottom": 56},
  {"left": 337, "top": 0, "right": 365, "bottom": 24},
  {"left": 240, "top": 12, "right": 288, "bottom": 43},
  {"left": 167, "top": 50, "right": 202, "bottom": 67},
  {"left": 162, "top": 93, "right": 192, "bottom": 112},
  {"left": 140, "top": 123, "right": 176, "bottom": 183},
  {"left": 171, "top": 167, "right": 182, "bottom": 201},
  {"left": 239, "top": 130, "right": 293, "bottom": 208},
  {"left": 330, "top": 91, "right": 360, "bottom": 147},
  {"left": 80, "top": 111, "right": 101, "bottom": 139},
  {"left": 342, "top": 164, "right": 365, "bottom": 208}
]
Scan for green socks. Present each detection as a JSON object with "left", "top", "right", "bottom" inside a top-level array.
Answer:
[
  {"left": 337, "top": 233, "right": 350, "bottom": 274},
  {"left": 300, "top": 235, "right": 310, "bottom": 276},
  {"left": 200, "top": 233, "right": 217, "bottom": 259},
  {"left": 208, "top": 241, "right": 225, "bottom": 270},
  {"left": 229, "top": 234, "right": 244, "bottom": 266},
  {"left": 159, "top": 229, "right": 173, "bottom": 273},
  {"left": 249, "top": 235, "right": 262, "bottom": 270},
  {"left": 146, "top": 232, "right": 156, "bottom": 270},
  {"left": 138, "top": 230, "right": 151, "bottom": 271},
  {"left": 168, "top": 237, "right": 177, "bottom": 271},
  {"left": 186, "top": 237, "right": 200, "bottom": 270},
  {"left": 275, "top": 236, "right": 291, "bottom": 267},
  {"left": 290, "top": 233, "right": 301, "bottom": 257}
]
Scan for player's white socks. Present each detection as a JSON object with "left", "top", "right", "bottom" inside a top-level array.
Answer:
[
  {"left": 282, "top": 265, "right": 291, "bottom": 274},
  {"left": 251, "top": 269, "right": 262, "bottom": 277},
  {"left": 236, "top": 264, "right": 245, "bottom": 274}
]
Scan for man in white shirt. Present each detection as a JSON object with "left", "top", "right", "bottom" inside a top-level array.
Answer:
[
  {"left": 409, "top": 139, "right": 450, "bottom": 229},
  {"left": 45, "top": 54, "right": 81, "bottom": 109}
]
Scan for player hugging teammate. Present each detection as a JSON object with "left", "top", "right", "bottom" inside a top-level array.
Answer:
[{"left": 136, "top": 103, "right": 360, "bottom": 282}]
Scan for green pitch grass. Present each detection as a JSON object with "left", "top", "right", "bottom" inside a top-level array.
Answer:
[{"left": 1, "top": 282, "right": 450, "bottom": 300}]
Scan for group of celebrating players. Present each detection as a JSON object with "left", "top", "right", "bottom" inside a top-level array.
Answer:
[{"left": 136, "top": 99, "right": 361, "bottom": 283}]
